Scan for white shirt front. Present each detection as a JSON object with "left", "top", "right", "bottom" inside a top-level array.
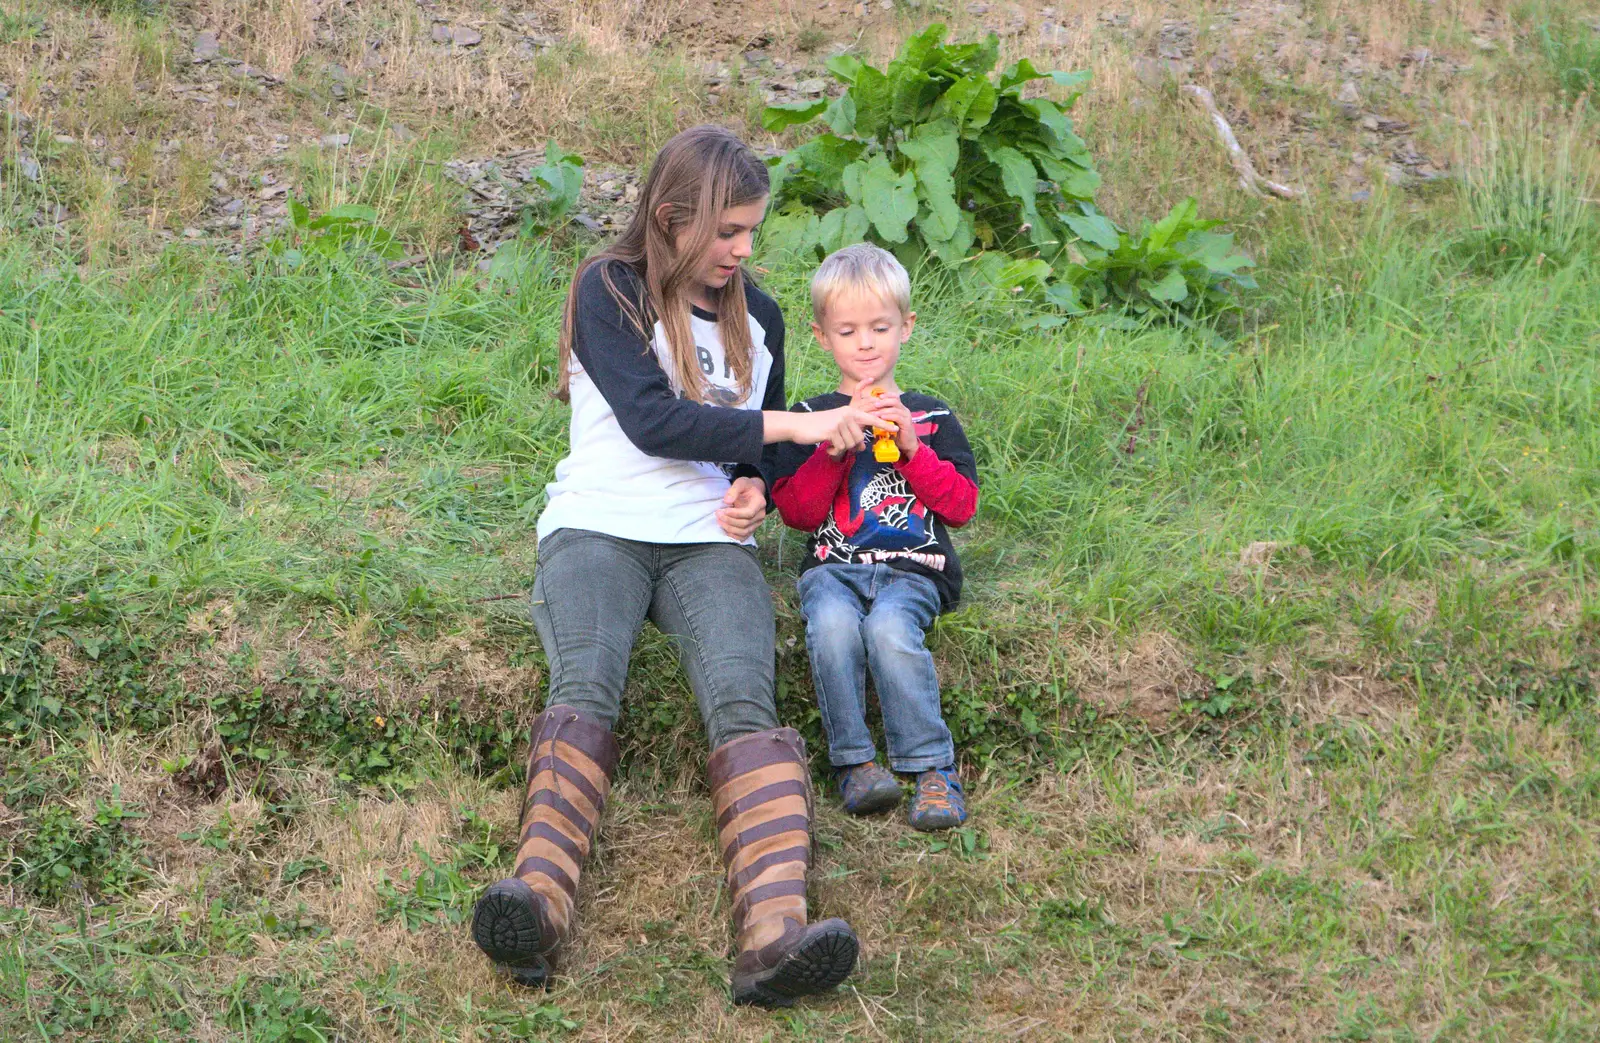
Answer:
[{"left": 537, "top": 308, "right": 775, "bottom": 545}]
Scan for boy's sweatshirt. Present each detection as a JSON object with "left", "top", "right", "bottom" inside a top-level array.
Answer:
[{"left": 769, "top": 391, "right": 979, "bottom": 611}]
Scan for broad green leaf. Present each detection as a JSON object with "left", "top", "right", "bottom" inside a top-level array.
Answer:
[
  {"left": 325, "top": 203, "right": 378, "bottom": 222},
  {"left": 543, "top": 140, "right": 583, "bottom": 167},
  {"left": 999, "top": 58, "right": 1050, "bottom": 92},
  {"left": 901, "top": 126, "right": 962, "bottom": 241},
  {"left": 288, "top": 198, "right": 310, "bottom": 230},
  {"left": 996, "top": 258, "right": 1052, "bottom": 290},
  {"left": 902, "top": 119, "right": 959, "bottom": 172},
  {"left": 1044, "top": 281, "right": 1087, "bottom": 314},
  {"left": 758, "top": 205, "right": 823, "bottom": 260},
  {"left": 982, "top": 144, "right": 1041, "bottom": 222},
  {"left": 818, "top": 204, "right": 871, "bottom": 252},
  {"left": 1062, "top": 209, "right": 1121, "bottom": 251},
  {"left": 1147, "top": 198, "right": 1199, "bottom": 251},
  {"left": 860, "top": 153, "right": 918, "bottom": 243},
  {"left": 826, "top": 53, "right": 863, "bottom": 83},
  {"left": 1141, "top": 266, "right": 1189, "bottom": 303},
  {"left": 1032, "top": 152, "right": 1098, "bottom": 198},
  {"left": 851, "top": 64, "right": 892, "bottom": 138},
  {"left": 1013, "top": 313, "right": 1072, "bottom": 331},
  {"left": 895, "top": 23, "right": 948, "bottom": 71},
  {"left": 958, "top": 251, "right": 1009, "bottom": 295},
  {"left": 842, "top": 159, "right": 867, "bottom": 205},
  {"left": 888, "top": 66, "right": 935, "bottom": 124},
  {"left": 914, "top": 186, "right": 960, "bottom": 242},
  {"left": 924, "top": 212, "right": 976, "bottom": 263},
  {"left": 769, "top": 135, "right": 866, "bottom": 203},
  {"left": 1048, "top": 69, "right": 1092, "bottom": 91},
  {"left": 824, "top": 92, "right": 857, "bottom": 135},
  {"left": 789, "top": 135, "right": 867, "bottom": 181},
  {"left": 1057, "top": 164, "right": 1101, "bottom": 198},
  {"left": 763, "top": 99, "right": 829, "bottom": 132},
  {"left": 1018, "top": 97, "right": 1071, "bottom": 145},
  {"left": 936, "top": 75, "right": 998, "bottom": 136}
]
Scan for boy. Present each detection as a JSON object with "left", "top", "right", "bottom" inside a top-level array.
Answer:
[{"left": 770, "top": 244, "right": 980, "bottom": 832}]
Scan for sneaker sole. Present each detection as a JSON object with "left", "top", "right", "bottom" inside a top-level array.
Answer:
[
  {"left": 471, "top": 879, "right": 553, "bottom": 988},
  {"left": 732, "top": 919, "right": 859, "bottom": 1008}
]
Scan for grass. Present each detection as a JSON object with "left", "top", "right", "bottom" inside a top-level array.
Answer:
[{"left": 2, "top": 0, "right": 1600, "bottom": 1039}]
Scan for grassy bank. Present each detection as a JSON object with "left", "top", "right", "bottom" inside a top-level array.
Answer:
[{"left": 4, "top": 0, "right": 1600, "bottom": 1039}]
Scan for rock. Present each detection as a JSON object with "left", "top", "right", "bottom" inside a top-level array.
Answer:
[
  {"left": 431, "top": 24, "right": 453, "bottom": 44},
  {"left": 0, "top": 83, "right": 9, "bottom": 101},
  {"left": 1361, "top": 115, "right": 1379, "bottom": 131},
  {"left": 1336, "top": 81, "right": 1359, "bottom": 105},
  {"left": 390, "top": 123, "right": 416, "bottom": 141},
  {"left": 14, "top": 153, "right": 41, "bottom": 182},
  {"left": 54, "top": 134, "right": 75, "bottom": 145},
  {"left": 324, "top": 62, "right": 347, "bottom": 82},
  {"left": 1133, "top": 57, "right": 1169, "bottom": 88},
  {"left": 1471, "top": 35, "right": 1494, "bottom": 51},
  {"left": 257, "top": 184, "right": 288, "bottom": 199},
  {"left": 797, "top": 77, "right": 827, "bottom": 95},
  {"left": 1350, "top": 189, "right": 1371, "bottom": 203},
  {"left": 183, "top": 227, "right": 203, "bottom": 238},
  {"left": 193, "top": 31, "right": 221, "bottom": 63},
  {"left": 573, "top": 213, "right": 603, "bottom": 233},
  {"left": 221, "top": 198, "right": 245, "bottom": 214},
  {"left": 446, "top": 26, "right": 483, "bottom": 47},
  {"left": 320, "top": 132, "right": 351, "bottom": 147},
  {"left": 108, "top": 155, "right": 124, "bottom": 170},
  {"left": 1385, "top": 164, "right": 1407, "bottom": 185}
]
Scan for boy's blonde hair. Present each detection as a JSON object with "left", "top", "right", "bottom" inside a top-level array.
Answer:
[{"left": 810, "top": 243, "right": 911, "bottom": 323}]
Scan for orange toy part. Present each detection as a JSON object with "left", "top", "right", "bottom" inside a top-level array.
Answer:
[{"left": 869, "top": 388, "right": 900, "bottom": 463}]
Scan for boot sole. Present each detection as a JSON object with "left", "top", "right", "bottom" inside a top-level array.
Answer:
[
  {"left": 471, "top": 879, "right": 554, "bottom": 988},
  {"left": 731, "top": 919, "right": 859, "bottom": 1008}
]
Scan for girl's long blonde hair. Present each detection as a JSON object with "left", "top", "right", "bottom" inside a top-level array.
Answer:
[{"left": 557, "top": 126, "right": 770, "bottom": 404}]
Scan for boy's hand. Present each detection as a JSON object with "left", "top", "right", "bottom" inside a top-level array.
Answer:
[
  {"left": 866, "top": 392, "right": 920, "bottom": 460},
  {"left": 716, "top": 477, "right": 767, "bottom": 541}
]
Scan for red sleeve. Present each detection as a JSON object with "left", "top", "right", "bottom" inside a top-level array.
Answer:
[
  {"left": 771, "top": 445, "right": 852, "bottom": 531},
  {"left": 896, "top": 444, "right": 978, "bottom": 527}
]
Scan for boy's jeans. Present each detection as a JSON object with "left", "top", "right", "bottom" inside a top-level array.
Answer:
[{"left": 797, "top": 563, "right": 955, "bottom": 773}]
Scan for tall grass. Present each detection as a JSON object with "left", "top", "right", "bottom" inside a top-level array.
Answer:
[{"left": 3, "top": 184, "right": 1595, "bottom": 662}]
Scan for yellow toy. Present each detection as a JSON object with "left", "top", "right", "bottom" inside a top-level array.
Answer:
[{"left": 870, "top": 388, "right": 900, "bottom": 463}]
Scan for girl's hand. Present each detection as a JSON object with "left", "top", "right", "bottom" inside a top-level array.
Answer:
[
  {"left": 716, "top": 476, "right": 767, "bottom": 541},
  {"left": 786, "top": 406, "right": 892, "bottom": 457},
  {"left": 866, "top": 392, "right": 920, "bottom": 460}
]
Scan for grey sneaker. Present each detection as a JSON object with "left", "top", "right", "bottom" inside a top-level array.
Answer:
[{"left": 836, "top": 761, "right": 902, "bottom": 815}]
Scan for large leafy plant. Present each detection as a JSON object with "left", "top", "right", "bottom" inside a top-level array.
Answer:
[
  {"left": 762, "top": 23, "right": 1097, "bottom": 265},
  {"left": 761, "top": 24, "right": 1256, "bottom": 319}
]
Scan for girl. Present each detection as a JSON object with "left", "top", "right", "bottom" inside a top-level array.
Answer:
[{"left": 470, "top": 126, "right": 886, "bottom": 1008}]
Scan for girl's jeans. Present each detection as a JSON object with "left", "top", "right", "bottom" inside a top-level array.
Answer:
[
  {"left": 530, "top": 527, "right": 779, "bottom": 750},
  {"left": 797, "top": 563, "right": 955, "bottom": 773}
]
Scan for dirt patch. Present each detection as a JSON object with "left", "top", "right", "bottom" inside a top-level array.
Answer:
[{"left": 1074, "top": 631, "right": 1208, "bottom": 724}]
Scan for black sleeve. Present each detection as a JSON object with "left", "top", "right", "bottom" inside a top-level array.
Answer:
[
  {"left": 571, "top": 261, "right": 765, "bottom": 466},
  {"left": 930, "top": 400, "right": 979, "bottom": 489},
  {"left": 766, "top": 398, "right": 824, "bottom": 489},
  {"left": 732, "top": 283, "right": 787, "bottom": 501}
]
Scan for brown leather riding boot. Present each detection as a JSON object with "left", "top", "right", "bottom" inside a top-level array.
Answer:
[
  {"left": 708, "top": 727, "right": 859, "bottom": 1007},
  {"left": 471, "top": 704, "right": 619, "bottom": 986}
]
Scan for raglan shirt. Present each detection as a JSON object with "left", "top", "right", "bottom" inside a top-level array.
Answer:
[
  {"left": 536, "top": 260, "right": 786, "bottom": 546},
  {"left": 769, "top": 392, "right": 979, "bottom": 611}
]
